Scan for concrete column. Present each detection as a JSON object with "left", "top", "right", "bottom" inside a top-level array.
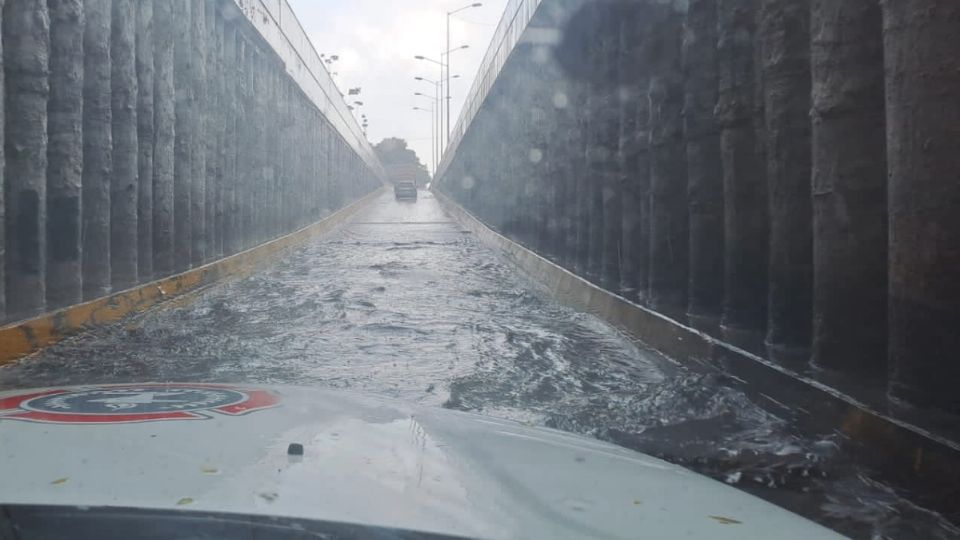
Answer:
[
  {"left": 288, "top": 83, "right": 299, "bottom": 231},
  {"left": 646, "top": 4, "right": 688, "bottom": 313},
  {"left": 327, "top": 135, "right": 335, "bottom": 221},
  {"left": 583, "top": 9, "right": 605, "bottom": 285},
  {"left": 276, "top": 76, "right": 286, "bottom": 232},
  {"left": 221, "top": 21, "right": 238, "bottom": 255},
  {"left": 110, "top": 0, "right": 138, "bottom": 291},
  {"left": 537, "top": 53, "right": 562, "bottom": 264},
  {"left": 303, "top": 93, "right": 313, "bottom": 225},
  {"left": 542, "top": 105, "right": 564, "bottom": 266},
  {"left": 810, "top": 0, "right": 886, "bottom": 376},
  {"left": 280, "top": 79, "right": 293, "bottom": 232},
  {"left": 556, "top": 5, "right": 587, "bottom": 278},
  {"left": 326, "top": 132, "right": 336, "bottom": 220},
  {"left": 617, "top": 8, "right": 641, "bottom": 302},
  {"left": 304, "top": 105, "right": 311, "bottom": 223},
  {"left": 214, "top": 1, "right": 225, "bottom": 253},
  {"left": 233, "top": 35, "right": 244, "bottom": 247},
  {"left": 633, "top": 20, "right": 653, "bottom": 306},
  {"left": 716, "top": 0, "right": 768, "bottom": 341},
  {"left": 512, "top": 57, "right": 543, "bottom": 250},
  {"left": 316, "top": 116, "right": 326, "bottom": 221},
  {"left": 510, "top": 59, "right": 532, "bottom": 246},
  {"left": 532, "top": 63, "right": 550, "bottom": 255},
  {"left": 553, "top": 77, "right": 579, "bottom": 273},
  {"left": 883, "top": 0, "right": 960, "bottom": 412},
  {"left": 4, "top": 0, "right": 49, "bottom": 317},
  {"left": 150, "top": 0, "right": 173, "bottom": 277},
  {"left": 200, "top": 0, "right": 220, "bottom": 261},
  {"left": 585, "top": 109, "right": 604, "bottom": 283},
  {"left": 760, "top": 0, "right": 813, "bottom": 361},
  {"left": 330, "top": 120, "right": 343, "bottom": 213},
  {"left": 525, "top": 48, "right": 554, "bottom": 260},
  {"left": 0, "top": 0, "right": 5, "bottom": 320},
  {"left": 135, "top": 0, "right": 153, "bottom": 281},
  {"left": 287, "top": 81, "right": 299, "bottom": 230},
  {"left": 213, "top": 13, "right": 226, "bottom": 257},
  {"left": 312, "top": 110, "right": 320, "bottom": 221},
  {"left": 319, "top": 127, "right": 328, "bottom": 214},
  {"left": 327, "top": 123, "right": 335, "bottom": 218},
  {"left": 81, "top": 0, "right": 111, "bottom": 299},
  {"left": 239, "top": 41, "right": 253, "bottom": 248},
  {"left": 251, "top": 50, "right": 264, "bottom": 243},
  {"left": 597, "top": 8, "right": 622, "bottom": 294},
  {"left": 683, "top": 0, "right": 724, "bottom": 328},
  {"left": 172, "top": 0, "right": 191, "bottom": 270},
  {"left": 276, "top": 67, "right": 286, "bottom": 236},
  {"left": 46, "top": 0, "right": 84, "bottom": 310},
  {"left": 252, "top": 45, "right": 262, "bottom": 239},
  {"left": 190, "top": 0, "right": 205, "bottom": 264},
  {"left": 266, "top": 61, "right": 279, "bottom": 238}
]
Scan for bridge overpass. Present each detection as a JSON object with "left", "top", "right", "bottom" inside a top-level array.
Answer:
[{"left": 0, "top": 0, "right": 958, "bottom": 537}]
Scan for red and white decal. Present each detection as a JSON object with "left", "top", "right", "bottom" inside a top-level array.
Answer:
[{"left": 0, "top": 384, "right": 279, "bottom": 424}]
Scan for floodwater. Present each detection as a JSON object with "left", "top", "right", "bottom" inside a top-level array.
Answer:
[{"left": 0, "top": 191, "right": 955, "bottom": 539}]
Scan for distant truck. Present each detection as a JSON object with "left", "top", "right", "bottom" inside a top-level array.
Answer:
[
  {"left": 385, "top": 163, "right": 421, "bottom": 202},
  {"left": 384, "top": 163, "right": 421, "bottom": 187}
]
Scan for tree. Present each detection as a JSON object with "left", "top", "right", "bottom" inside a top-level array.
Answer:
[{"left": 373, "top": 137, "right": 430, "bottom": 187}]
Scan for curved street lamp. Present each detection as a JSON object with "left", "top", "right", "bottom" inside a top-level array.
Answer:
[
  {"left": 415, "top": 55, "right": 447, "bottom": 149},
  {"left": 414, "top": 54, "right": 445, "bottom": 66},
  {"left": 446, "top": 3, "right": 482, "bottom": 140}
]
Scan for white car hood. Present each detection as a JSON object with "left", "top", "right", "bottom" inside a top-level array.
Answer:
[{"left": 0, "top": 383, "right": 842, "bottom": 539}]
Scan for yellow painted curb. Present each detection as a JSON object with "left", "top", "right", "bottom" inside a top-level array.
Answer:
[{"left": 0, "top": 187, "right": 385, "bottom": 366}]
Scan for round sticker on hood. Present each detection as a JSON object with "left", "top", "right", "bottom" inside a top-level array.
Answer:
[{"left": 0, "top": 384, "right": 279, "bottom": 424}]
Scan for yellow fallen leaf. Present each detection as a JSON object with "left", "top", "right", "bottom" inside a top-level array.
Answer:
[
  {"left": 50, "top": 478, "right": 68, "bottom": 485},
  {"left": 176, "top": 497, "right": 194, "bottom": 506}
]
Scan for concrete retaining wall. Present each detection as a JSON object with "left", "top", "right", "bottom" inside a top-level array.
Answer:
[
  {"left": 436, "top": 0, "right": 960, "bottom": 416},
  {"left": 0, "top": 0, "right": 383, "bottom": 325}
]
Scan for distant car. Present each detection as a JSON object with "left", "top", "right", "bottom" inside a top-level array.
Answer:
[{"left": 394, "top": 181, "right": 417, "bottom": 201}]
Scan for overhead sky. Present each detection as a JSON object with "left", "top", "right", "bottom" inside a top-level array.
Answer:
[{"left": 286, "top": 0, "right": 510, "bottom": 175}]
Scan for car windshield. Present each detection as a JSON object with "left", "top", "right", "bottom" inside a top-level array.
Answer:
[{"left": 0, "top": 0, "right": 959, "bottom": 539}]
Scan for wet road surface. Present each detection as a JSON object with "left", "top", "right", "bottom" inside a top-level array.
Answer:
[{"left": 1, "top": 191, "right": 955, "bottom": 538}]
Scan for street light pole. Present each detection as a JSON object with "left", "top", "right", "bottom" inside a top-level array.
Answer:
[
  {"left": 446, "top": 17, "right": 450, "bottom": 144},
  {"left": 413, "top": 105, "right": 435, "bottom": 174},
  {"left": 435, "top": 46, "right": 467, "bottom": 157},
  {"left": 414, "top": 91, "right": 439, "bottom": 155},
  {"left": 446, "top": 3, "right": 482, "bottom": 145},
  {"left": 416, "top": 75, "right": 458, "bottom": 176},
  {"left": 415, "top": 55, "right": 446, "bottom": 153}
]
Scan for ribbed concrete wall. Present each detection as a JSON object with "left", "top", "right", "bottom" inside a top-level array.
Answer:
[
  {"left": 0, "top": 0, "right": 383, "bottom": 323},
  {"left": 436, "top": 0, "right": 960, "bottom": 414}
]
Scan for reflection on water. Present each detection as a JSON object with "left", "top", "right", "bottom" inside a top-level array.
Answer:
[{"left": 0, "top": 192, "right": 955, "bottom": 539}]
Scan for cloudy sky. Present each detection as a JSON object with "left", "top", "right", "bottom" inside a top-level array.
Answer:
[{"left": 286, "top": 0, "right": 510, "bottom": 174}]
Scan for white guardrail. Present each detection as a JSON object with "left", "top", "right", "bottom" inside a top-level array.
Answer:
[{"left": 233, "top": 0, "right": 386, "bottom": 180}]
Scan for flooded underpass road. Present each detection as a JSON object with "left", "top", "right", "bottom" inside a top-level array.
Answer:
[{"left": 0, "top": 190, "right": 955, "bottom": 539}]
